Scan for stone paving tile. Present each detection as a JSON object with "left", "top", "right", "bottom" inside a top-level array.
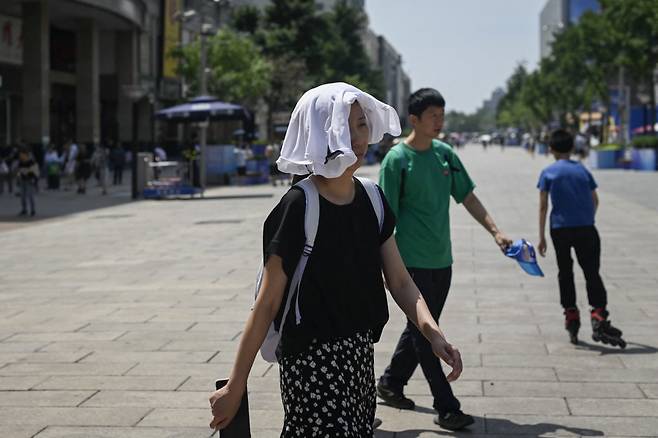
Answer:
[
  {"left": 79, "top": 351, "right": 217, "bottom": 364},
  {"left": 0, "top": 425, "right": 46, "bottom": 438},
  {"left": 80, "top": 390, "right": 209, "bottom": 409},
  {"left": 124, "top": 361, "right": 272, "bottom": 378},
  {"left": 0, "top": 375, "right": 47, "bottom": 390},
  {"left": 567, "top": 398, "right": 658, "bottom": 417},
  {"left": 483, "top": 380, "right": 644, "bottom": 398},
  {"left": 136, "top": 407, "right": 282, "bottom": 429},
  {"left": 33, "top": 427, "right": 214, "bottom": 438},
  {"left": 483, "top": 353, "right": 625, "bottom": 369},
  {"left": 7, "top": 351, "right": 95, "bottom": 363},
  {"left": 0, "top": 362, "right": 135, "bottom": 376},
  {"left": 639, "top": 383, "right": 658, "bottom": 398},
  {"left": 557, "top": 368, "right": 658, "bottom": 383},
  {"left": 5, "top": 331, "right": 127, "bottom": 343},
  {"left": 34, "top": 375, "right": 188, "bottom": 391},
  {"left": 413, "top": 395, "right": 569, "bottom": 416},
  {"left": 0, "top": 390, "right": 95, "bottom": 407},
  {"left": 0, "top": 407, "right": 150, "bottom": 426}
]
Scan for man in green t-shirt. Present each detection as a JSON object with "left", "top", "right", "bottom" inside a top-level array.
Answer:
[{"left": 377, "top": 88, "right": 512, "bottom": 431}]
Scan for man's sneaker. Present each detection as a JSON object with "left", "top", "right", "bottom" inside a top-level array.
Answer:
[
  {"left": 376, "top": 383, "right": 415, "bottom": 410},
  {"left": 433, "top": 410, "right": 475, "bottom": 431}
]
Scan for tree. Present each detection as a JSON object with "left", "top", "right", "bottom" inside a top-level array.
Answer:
[
  {"left": 262, "top": 55, "right": 308, "bottom": 139},
  {"left": 231, "top": 5, "right": 261, "bottom": 35},
  {"left": 321, "top": 0, "right": 385, "bottom": 98},
  {"left": 172, "top": 29, "right": 271, "bottom": 106},
  {"left": 246, "top": 0, "right": 386, "bottom": 135},
  {"left": 601, "top": 0, "right": 658, "bottom": 133},
  {"left": 496, "top": 63, "right": 533, "bottom": 130},
  {"left": 262, "top": 0, "right": 331, "bottom": 78}
]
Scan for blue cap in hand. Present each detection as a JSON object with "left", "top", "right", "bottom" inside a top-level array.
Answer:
[{"left": 505, "top": 239, "right": 544, "bottom": 277}]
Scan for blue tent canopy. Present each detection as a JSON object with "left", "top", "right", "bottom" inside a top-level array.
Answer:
[{"left": 155, "top": 96, "right": 251, "bottom": 122}]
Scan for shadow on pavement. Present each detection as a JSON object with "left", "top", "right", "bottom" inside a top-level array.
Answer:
[
  {"left": 0, "top": 188, "right": 134, "bottom": 231},
  {"left": 577, "top": 339, "right": 658, "bottom": 356},
  {"left": 377, "top": 416, "right": 604, "bottom": 437},
  {"left": 171, "top": 193, "right": 274, "bottom": 201},
  {"left": 0, "top": 184, "right": 274, "bottom": 232}
]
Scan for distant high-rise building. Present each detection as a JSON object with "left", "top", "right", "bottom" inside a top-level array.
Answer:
[
  {"left": 229, "top": 0, "right": 364, "bottom": 12},
  {"left": 539, "top": 0, "right": 600, "bottom": 58}
]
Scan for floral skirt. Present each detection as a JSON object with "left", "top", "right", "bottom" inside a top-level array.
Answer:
[{"left": 279, "top": 331, "right": 376, "bottom": 437}]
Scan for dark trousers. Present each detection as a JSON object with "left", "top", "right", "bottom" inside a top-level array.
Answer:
[
  {"left": 113, "top": 166, "right": 123, "bottom": 185},
  {"left": 0, "top": 172, "right": 13, "bottom": 193},
  {"left": 550, "top": 225, "right": 607, "bottom": 310},
  {"left": 20, "top": 179, "right": 35, "bottom": 213},
  {"left": 47, "top": 174, "right": 60, "bottom": 189},
  {"left": 379, "top": 267, "right": 460, "bottom": 415}
]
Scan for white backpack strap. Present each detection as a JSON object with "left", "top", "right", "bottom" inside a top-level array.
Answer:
[
  {"left": 296, "top": 178, "right": 320, "bottom": 255},
  {"left": 274, "top": 178, "right": 319, "bottom": 336},
  {"left": 356, "top": 176, "right": 384, "bottom": 232}
]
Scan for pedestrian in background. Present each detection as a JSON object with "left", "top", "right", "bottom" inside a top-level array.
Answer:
[
  {"left": 63, "top": 139, "right": 78, "bottom": 191},
  {"left": 0, "top": 144, "right": 16, "bottom": 195},
  {"left": 17, "top": 147, "right": 39, "bottom": 216},
  {"left": 75, "top": 143, "right": 92, "bottom": 194},
  {"left": 92, "top": 141, "right": 110, "bottom": 195},
  {"left": 377, "top": 88, "right": 512, "bottom": 431},
  {"left": 110, "top": 143, "right": 126, "bottom": 186},
  {"left": 44, "top": 144, "right": 63, "bottom": 190}
]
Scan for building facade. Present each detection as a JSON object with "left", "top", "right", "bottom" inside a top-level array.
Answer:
[
  {"left": 540, "top": 0, "right": 600, "bottom": 59},
  {"left": 0, "top": 0, "right": 176, "bottom": 151}
]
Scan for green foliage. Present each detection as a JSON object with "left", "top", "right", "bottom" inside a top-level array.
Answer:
[
  {"left": 496, "top": 0, "right": 658, "bottom": 135},
  {"left": 631, "top": 135, "right": 658, "bottom": 149},
  {"left": 320, "top": 0, "right": 385, "bottom": 98},
  {"left": 174, "top": 1, "right": 391, "bottom": 136},
  {"left": 262, "top": 0, "right": 330, "bottom": 78},
  {"left": 594, "top": 143, "right": 623, "bottom": 151},
  {"left": 231, "top": 5, "right": 261, "bottom": 35},
  {"left": 172, "top": 29, "right": 271, "bottom": 106},
  {"left": 446, "top": 106, "right": 496, "bottom": 133}
]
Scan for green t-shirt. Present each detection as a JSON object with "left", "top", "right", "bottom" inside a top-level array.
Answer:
[{"left": 379, "top": 139, "right": 475, "bottom": 269}]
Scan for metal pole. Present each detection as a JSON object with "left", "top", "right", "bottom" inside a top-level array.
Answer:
[
  {"left": 199, "top": 26, "right": 208, "bottom": 194},
  {"left": 618, "top": 65, "right": 627, "bottom": 145},
  {"left": 131, "top": 99, "right": 139, "bottom": 199}
]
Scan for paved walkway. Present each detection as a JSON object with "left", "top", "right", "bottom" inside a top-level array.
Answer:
[{"left": 1, "top": 146, "right": 657, "bottom": 437}]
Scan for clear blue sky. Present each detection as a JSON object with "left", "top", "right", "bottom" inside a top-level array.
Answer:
[{"left": 365, "top": 0, "right": 547, "bottom": 114}]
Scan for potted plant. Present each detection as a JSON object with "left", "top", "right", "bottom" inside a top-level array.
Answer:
[
  {"left": 630, "top": 135, "right": 658, "bottom": 171},
  {"left": 588, "top": 143, "right": 624, "bottom": 169}
]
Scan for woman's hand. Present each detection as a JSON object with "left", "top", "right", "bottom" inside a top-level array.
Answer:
[
  {"left": 209, "top": 383, "right": 244, "bottom": 431},
  {"left": 430, "top": 336, "right": 463, "bottom": 382}
]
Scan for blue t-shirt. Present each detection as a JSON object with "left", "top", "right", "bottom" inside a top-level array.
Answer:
[{"left": 537, "top": 160, "right": 598, "bottom": 229}]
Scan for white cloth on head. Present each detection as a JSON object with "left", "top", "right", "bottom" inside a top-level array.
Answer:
[{"left": 277, "top": 82, "right": 401, "bottom": 178}]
